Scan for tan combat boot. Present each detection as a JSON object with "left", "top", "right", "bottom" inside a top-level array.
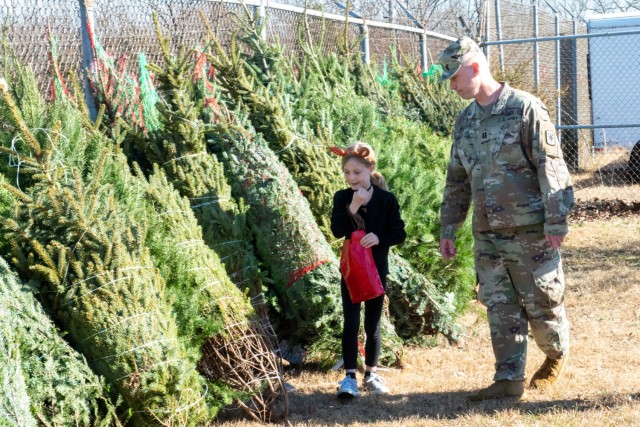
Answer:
[
  {"left": 529, "top": 355, "right": 568, "bottom": 389},
  {"left": 467, "top": 380, "right": 526, "bottom": 401}
]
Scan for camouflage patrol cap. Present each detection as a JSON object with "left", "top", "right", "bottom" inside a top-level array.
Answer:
[{"left": 438, "top": 36, "right": 481, "bottom": 83}]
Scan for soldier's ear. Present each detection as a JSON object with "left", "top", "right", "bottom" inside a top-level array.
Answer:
[{"left": 471, "top": 62, "right": 480, "bottom": 75}]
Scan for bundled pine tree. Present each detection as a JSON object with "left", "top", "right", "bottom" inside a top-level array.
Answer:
[
  {"left": 90, "top": 16, "right": 263, "bottom": 301},
  {"left": 206, "top": 112, "right": 403, "bottom": 365},
  {"left": 0, "top": 256, "right": 121, "bottom": 426},
  {"left": 138, "top": 164, "right": 288, "bottom": 421},
  {"left": 0, "top": 79, "right": 212, "bottom": 426},
  {"left": 202, "top": 17, "right": 344, "bottom": 237},
  {"left": 200, "top": 17, "right": 464, "bottom": 342},
  {"left": 43, "top": 43, "right": 289, "bottom": 422},
  {"left": 387, "top": 57, "right": 469, "bottom": 136}
]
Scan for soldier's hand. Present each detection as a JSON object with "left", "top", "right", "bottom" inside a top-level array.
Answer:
[
  {"left": 440, "top": 239, "right": 457, "bottom": 260},
  {"left": 546, "top": 234, "right": 564, "bottom": 249}
]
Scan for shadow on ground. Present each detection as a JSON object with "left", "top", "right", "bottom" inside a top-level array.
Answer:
[
  {"left": 277, "top": 389, "right": 640, "bottom": 424},
  {"left": 216, "top": 388, "right": 640, "bottom": 424}
]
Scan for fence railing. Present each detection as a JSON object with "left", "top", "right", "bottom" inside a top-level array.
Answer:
[
  {"left": 1, "top": 0, "right": 455, "bottom": 122},
  {"left": 1, "top": 0, "right": 638, "bottom": 201},
  {"left": 484, "top": 0, "right": 640, "bottom": 202},
  {"left": 0, "top": 0, "right": 454, "bottom": 87}
]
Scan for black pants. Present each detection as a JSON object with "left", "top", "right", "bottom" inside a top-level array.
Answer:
[{"left": 340, "top": 278, "right": 385, "bottom": 371}]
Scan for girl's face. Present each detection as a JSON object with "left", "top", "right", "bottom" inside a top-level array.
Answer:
[{"left": 343, "top": 158, "right": 373, "bottom": 190}]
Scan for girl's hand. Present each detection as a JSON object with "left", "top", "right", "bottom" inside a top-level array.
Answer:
[
  {"left": 360, "top": 232, "right": 379, "bottom": 248},
  {"left": 353, "top": 187, "right": 371, "bottom": 204},
  {"left": 349, "top": 187, "right": 372, "bottom": 214}
]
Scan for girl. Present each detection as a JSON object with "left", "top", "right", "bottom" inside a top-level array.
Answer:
[{"left": 330, "top": 142, "right": 406, "bottom": 399}]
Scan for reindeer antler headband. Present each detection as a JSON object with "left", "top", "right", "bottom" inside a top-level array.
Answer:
[{"left": 329, "top": 146, "right": 371, "bottom": 159}]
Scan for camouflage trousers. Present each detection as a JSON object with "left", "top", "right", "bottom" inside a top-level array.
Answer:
[{"left": 474, "top": 223, "right": 570, "bottom": 381}]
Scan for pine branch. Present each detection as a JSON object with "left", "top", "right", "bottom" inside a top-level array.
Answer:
[{"left": 0, "top": 72, "right": 42, "bottom": 158}]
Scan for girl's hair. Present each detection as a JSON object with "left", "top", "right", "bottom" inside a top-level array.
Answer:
[{"left": 341, "top": 142, "right": 388, "bottom": 191}]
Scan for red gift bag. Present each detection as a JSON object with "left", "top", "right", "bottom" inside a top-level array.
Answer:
[{"left": 340, "top": 230, "right": 385, "bottom": 303}]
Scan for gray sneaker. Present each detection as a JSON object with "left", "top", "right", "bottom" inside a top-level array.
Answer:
[
  {"left": 337, "top": 376, "right": 359, "bottom": 399},
  {"left": 362, "top": 373, "right": 389, "bottom": 394}
]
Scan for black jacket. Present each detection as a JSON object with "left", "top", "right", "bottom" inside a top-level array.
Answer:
[{"left": 330, "top": 185, "right": 406, "bottom": 279}]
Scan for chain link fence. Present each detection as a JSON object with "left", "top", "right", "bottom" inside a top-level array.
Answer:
[
  {"left": 1, "top": 0, "right": 638, "bottom": 202},
  {"left": 0, "top": 0, "right": 83, "bottom": 92},
  {"left": 484, "top": 0, "right": 640, "bottom": 202},
  {"left": 0, "top": 0, "right": 448, "bottom": 86}
]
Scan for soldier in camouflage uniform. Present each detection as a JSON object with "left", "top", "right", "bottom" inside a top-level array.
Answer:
[{"left": 437, "top": 36, "right": 574, "bottom": 401}]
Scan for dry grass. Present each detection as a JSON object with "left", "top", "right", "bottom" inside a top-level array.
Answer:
[{"left": 219, "top": 215, "right": 640, "bottom": 427}]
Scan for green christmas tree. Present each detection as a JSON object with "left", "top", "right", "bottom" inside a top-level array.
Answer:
[
  {"left": 201, "top": 19, "right": 464, "bottom": 341},
  {"left": 0, "top": 256, "right": 121, "bottom": 426},
  {"left": 84, "top": 27, "right": 288, "bottom": 421},
  {"left": 109, "top": 16, "right": 263, "bottom": 300},
  {"left": 206, "top": 112, "right": 404, "bottom": 365},
  {"left": 0, "top": 77, "right": 212, "bottom": 426},
  {"left": 139, "top": 164, "right": 288, "bottom": 421}
]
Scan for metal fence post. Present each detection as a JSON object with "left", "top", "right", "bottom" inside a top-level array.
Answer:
[
  {"left": 543, "top": 0, "right": 562, "bottom": 139},
  {"left": 395, "top": 0, "right": 428, "bottom": 73},
  {"left": 572, "top": 19, "right": 579, "bottom": 154},
  {"left": 570, "top": 19, "right": 579, "bottom": 168},
  {"left": 555, "top": 15, "right": 561, "bottom": 133},
  {"left": 558, "top": 20, "right": 580, "bottom": 170},
  {"left": 333, "top": 2, "right": 370, "bottom": 64},
  {"left": 258, "top": 2, "right": 267, "bottom": 41},
  {"left": 533, "top": 0, "right": 539, "bottom": 90},
  {"left": 495, "top": 0, "right": 504, "bottom": 73},
  {"left": 484, "top": 0, "right": 491, "bottom": 62},
  {"left": 420, "top": 31, "right": 428, "bottom": 74},
  {"left": 78, "top": 0, "right": 98, "bottom": 121},
  {"left": 361, "top": 22, "right": 370, "bottom": 64}
]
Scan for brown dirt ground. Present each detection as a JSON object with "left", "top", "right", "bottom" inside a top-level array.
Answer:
[
  {"left": 570, "top": 199, "right": 640, "bottom": 222},
  {"left": 219, "top": 211, "right": 640, "bottom": 427}
]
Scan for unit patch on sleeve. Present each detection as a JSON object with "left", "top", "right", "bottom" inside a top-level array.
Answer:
[
  {"left": 545, "top": 130, "right": 557, "bottom": 146},
  {"left": 543, "top": 129, "right": 560, "bottom": 158}
]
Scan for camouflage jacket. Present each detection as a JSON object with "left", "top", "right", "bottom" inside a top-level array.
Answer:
[{"left": 440, "top": 83, "right": 574, "bottom": 240}]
